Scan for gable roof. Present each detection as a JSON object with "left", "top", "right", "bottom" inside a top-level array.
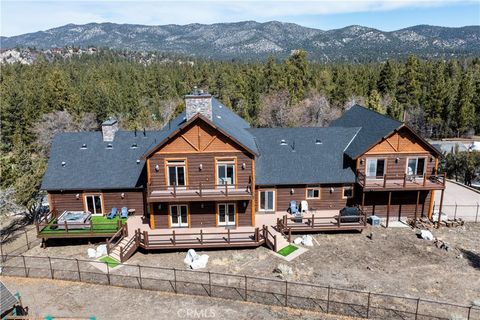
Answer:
[
  {"left": 248, "top": 127, "right": 360, "bottom": 185},
  {"left": 330, "top": 105, "right": 402, "bottom": 159},
  {"left": 144, "top": 97, "right": 258, "bottom": 157},
  {"left": 41, "top": 130, "right": 162, "bottom": 191},
  {"left": 0, "top": 281, "right": 18, "bottom": 315}
]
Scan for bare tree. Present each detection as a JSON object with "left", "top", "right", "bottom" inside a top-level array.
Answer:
[
  {"left": 258, "top": 90, "right": 300, "bottom": 127},
  {"left": 32, "top": 111, "right": 98, "bottom": 157},
  {"left": 297, "top": 92, "right": 340, "bottom": 127}
]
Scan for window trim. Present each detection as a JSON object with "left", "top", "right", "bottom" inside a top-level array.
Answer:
[
  {"left": 168, "top": 204, "right": 189, "bottom": 228},
  {"left": 217, "top": 202, "right": 237, "bottom": 226},
  {"left": 406, "top": 157, "right": 427, "bottom": 177},
  {"left": 342, "top": 185, "right": 354, "bottom": 199},
  {"left": 258, "top": 190, "right": 275, "bottom": 212},
  {"left": 306, "top": 187, "right": 321, "bottom": 199},
  {"left": 83, "top": 193, "right": 104, "bottom": 215},
  {"left": 165, "top": 158, "right": 188, "bottom": 187},
  {"left": 365, "top": 158, "right": 387, "bottom": 179}
]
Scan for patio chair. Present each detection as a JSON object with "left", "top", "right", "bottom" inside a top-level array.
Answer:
[
  {"left": 288, "top": 200, "right": 299, "bottom": 215},
  {"left": 107, "top": 207, "right": 118, "bottom": 219},
  {"left": 120, "top": 207, "right": 128, "bottom": 219}
]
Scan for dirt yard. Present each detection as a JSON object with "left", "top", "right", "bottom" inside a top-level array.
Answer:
[
  {"left": 13, "top": 223, "right": 480, "bottom": 306},
  {"left": 2, "top": 277, "right": 354, "bottom": 320}
]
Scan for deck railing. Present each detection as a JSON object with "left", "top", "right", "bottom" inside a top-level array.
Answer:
[
  {"left": 36, "top": 218, "right": 124, "bottom": 238},
  {"left": 277, "top": 212, "right": 367, "bottom": 232},
  {"left": 357, "top": 172, "right": 446, "bottom": 189},
  {"left": 148, "top": 179, "right": 253, "bottom": 199},
  {"left": 106, "top": 223, "right": 128, "bottom": 254}
]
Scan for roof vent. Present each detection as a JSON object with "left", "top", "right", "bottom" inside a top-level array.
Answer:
[
  {"left": 136, "top": 159, "right": 141, "bottom": 164},
  {"left": 216, "top": 115, "right": 221, "bottom": 119},
  {"left": 315, "top": 139, "right": 323, "bottom": 145},
  {"left": 61, "top": 161, "right": 66, "bottom": 167},
  {"left": 280, "top": 139, "right": 287, "bottom": 146},
  {"left": 131, "top": 143, "right": 138, "bottom": 149},
  {"left": 106, "top": 143, "right": 113, "bottom": 149},
  {"left": 81, "top": 143, "right": 87, "bottom": 149}
]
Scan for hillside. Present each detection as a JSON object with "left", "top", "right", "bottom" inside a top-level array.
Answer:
[{"left": 1, "top": 21, "right": 479, "bottom": 62}]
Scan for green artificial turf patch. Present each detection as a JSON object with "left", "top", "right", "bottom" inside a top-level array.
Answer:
[
  {"left": 277, "top": 244, "right": 299, "bottom": 257},
  {"left": 99, "top": 256, "right": 120, "bottom": 268}
]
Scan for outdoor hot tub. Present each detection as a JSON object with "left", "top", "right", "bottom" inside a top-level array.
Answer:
[{"left": 56, "top": 211, "right": 92, "bottom": 229}]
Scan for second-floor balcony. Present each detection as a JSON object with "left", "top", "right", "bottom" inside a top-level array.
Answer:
[
  {"left": 357, "top": 172, "right": 446, "bottom": 191},
  {"left": 147, "top": 182, "right": 253, "bottom": 202}
]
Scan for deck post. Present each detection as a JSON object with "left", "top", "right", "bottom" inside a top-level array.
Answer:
[
  {"left": 199, "top": 182, "right": 202, "bottom": 197},
  {"left": 423, "top": 174, "right": 427, "bottom": 186},
  {"left": 35, "top": 222, "right": 39, "bottom": 234},
  {"left": 283, "top": 215, "right": 287, "bottom": 227},
  {"left": 138, "top": 264, "right": 143, "bottom": 289},
  {"left": 172, "top": 230, "right": 176, "bottom": 245},
  {"left": 362, "top": 192, "right": 366, "bottom": 212},
  {"left": 254, "top": 228, "right": 259, "bottom": 242},
  {"left": 76, "top": 259, "right": 81, "bottom": 281},
  {"left": 403, "top": 173, "right": 407, "bottom": 187},
  {"left": 90, "top": 220, "right": 93, "bottom": 233},
  {"left": 200, "top": 229, "right": 203, "bottom": 244},
  {"left": 386, "top": 191, "right": 392, "bottom": 228},
  {"left": 414, "top": 191, "right": 420, "bottom": 227},
  {"left": 274, "top": 235, "right": 277, "bottom": 252},
  {"left": 288, "top": 228, "right": 291, "bottom": 243},
  {"left": 312, "top": 214, "right": 315, "bottom": 228},
  {"left": 225, "top": 183, "right": 228, "bottom": 196},
  {"left": 64, "top": 221, "right": 68, "bottom": 233},
  {"left": 244, "top": 275, "right": 248, "bottom": 301},
  {"left": 173, "top": 182, "right": 176, "bottom": 197},
  {"left": 143, "top": 231, "right": 149, "bottom": 247},
  {"left": 227, "top": 229, "right": 231, "bottom": 244},
  {"left": 48, "top": 256, "right": 54, "bottom": 279},
  {"left": 383, "top": 174, "right": 387, "bottom": 188},
  {"left": 437, "top": 189, "right": 445, "bottom": 228}
]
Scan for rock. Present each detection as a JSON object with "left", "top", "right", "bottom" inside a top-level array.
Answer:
[
  {"left": 473, "top": 300, "right": 480, "bottom": 307},
  {"left": 417, "top": 229, "right": 433, "bottom": 241},
  {"left": 274, "top": 264, "right": 293, "bottom": 275},
  {"left": 293, "top": 237, "right": 303, "bottom": 245},
  {"left": 456, "top": 254, "right": 463, "bottom": 259}
]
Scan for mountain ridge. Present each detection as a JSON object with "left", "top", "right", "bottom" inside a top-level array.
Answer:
[{"left": 2, "top": 21, "right": 479, "bottom": 62}]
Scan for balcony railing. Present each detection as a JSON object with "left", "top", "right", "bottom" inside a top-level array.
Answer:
[
  {"left": 357, "top": 172, "right": 446, "bottom": 190},
  {"left": 147, "top": 180, "right": 253, "bottom": 201}
]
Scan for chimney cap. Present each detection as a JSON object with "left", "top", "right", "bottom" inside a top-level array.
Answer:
[
  {"left": 102, "top": 118, "right": 117, "bottom": 126},
  {"left": 185, "top": 87, "right": 211, "bottom": 98}
]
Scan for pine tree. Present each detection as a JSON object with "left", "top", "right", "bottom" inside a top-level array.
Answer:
[
  {"left": 377, "top": 60, "right": 396, "bottom": 95},
  {"left": 455, "top": 71, "right": 475, "bottom": 134},
  {"left": 366, "top": 89, "right": 383, "bottom": 113}
]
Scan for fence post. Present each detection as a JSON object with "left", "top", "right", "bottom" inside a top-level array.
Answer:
[
  {"left": 208, "top": 271, "right": 212, "bottom": 297},
  {"left": 138, "top": 264, "right": 143, "bottom": 289},
  {"left": 467, "top": 305, "right": 472, "bottom": 320},
  {"left": 76, "top": 259, "right": 81, "bottom": 281},
  {"left": 22, "top": 255, "right": 28, "bottom": 277},
  {"left": 0, "top": 241, "right": 4, "bottom": 262},
  {"left": 25, "top": 230, "right": 30, "bottom": 249},
  {"left": 244, "top": 275, "right": 248, "bottom": 301},
  {"left": 366, "top": 292, "right": 371, "bottom": 318},
  {"left": 48, "top": 257, "right": 54, "bottom": 279},
  {"left": 173, "top": 268, "right": 177, "bottom": 293},
  {"left": 326, "top": 285, "right": 331, "bottom": 313},
  {"left": 414, "top": 298, "right": 420, "bottom": 320},
  {"left": 476, "top": 203, "right": 479, "bottom": 223},
  {"left": 284, "top": 280, "right": 288, "bottom": 307},
  {"left": 105, "top": 262, "right": 111, "bottom": 285}
]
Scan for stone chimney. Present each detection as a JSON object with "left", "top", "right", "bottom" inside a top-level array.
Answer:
[
  {"left": 101, "top": 118, "right": 119, "bottom": 142},
  {"left": 185, "top": 88, "right": 212, "bottom": 121}
]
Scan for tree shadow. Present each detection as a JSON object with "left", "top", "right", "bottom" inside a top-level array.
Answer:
[
  {"left": 0, "top": 214, "right": 34, "bottom": 244},
  {"left": 459, "top": 248, "right": 480, "bottom": 270}
]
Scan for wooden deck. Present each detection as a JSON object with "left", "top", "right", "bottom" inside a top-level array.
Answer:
[
  {"left": 357, "top": 172, "right": 446, "bottom": 191},
  {"left": 147, "top": 183, "right": 252, "bottom": 202}
]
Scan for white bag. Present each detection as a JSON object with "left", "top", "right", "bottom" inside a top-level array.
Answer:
[
  {"left": 302, "top": 235, "right": 314, "bottom": 246},
  {"left": 87, "top": 248, "right": 96, "bottom": 258},
  {"left": 190, "top": 254, "right": 209, "bottom": 270},
  {"left": 184, "top": 249, "right": 197, "bottom": 265}
]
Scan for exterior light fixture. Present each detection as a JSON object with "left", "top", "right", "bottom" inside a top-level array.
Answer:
[
  {"left": 360, "top": 159, "right": 364, "bottom": 165},
  {"left": 155, "top": 164, "right": 160, "bottom": 172},
  {"left": 158, "top": 203, "right": 162, "bottom": 210},
  {"left": 199, "top": 164, "right": 203, "bottom": 171},
  {"left": 395, "top": 157, "right": 400, "bottom": 163},
  {"left": 290, "top": 188, "right": 294, "bottom": 194},
  {"left": 242, "top": 163, "right": 246, "bottom": 170},
  {"left": 121, "top": 193, "right": 125, "bottom": 199},
  {"left": 330, "top": 187, "right": 334, "bottom": 194},
  {"left": 61, "top": 161, "right": 66, "bottom": 167},
  {"left": 76, "top": 194, "right": 80, "bottom": 200},
  {"left": 243, "top": 201, "right": 247, "bottom": 208}
]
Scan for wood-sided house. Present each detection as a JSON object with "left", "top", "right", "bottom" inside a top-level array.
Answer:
[{"left": 39, "top": 91, "right": 445, "bottom": 255}]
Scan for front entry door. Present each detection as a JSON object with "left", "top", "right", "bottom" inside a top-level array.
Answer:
[
  {"left": 170, "top": 205, "right": 188, "bottom": 227},
  {"left": 218, "top": 203, "right": 236, "bottom": 226}
]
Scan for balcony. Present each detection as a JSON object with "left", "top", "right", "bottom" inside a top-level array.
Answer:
[
  {"left": 147, "top": 182, "right": 253, "bottom": 202},
  {"left": 357, "top": 172, "right": 446, "bottom": 191}
]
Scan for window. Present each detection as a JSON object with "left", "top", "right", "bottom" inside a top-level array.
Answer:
[
  {"left": 407, "top": 157, "right": 426, "bottom": 176},
  {"left": 170, "top": 204, "right": 188, "bottom": 227},
  {"left": 218, "top": 203, "right": 236, "bottom": 226},
  {"left": 167, "top": 160, "right": 186, "bottom": 187},
  {"left": 366, "top": 158, "right": 386, "bottom": 178},
  {"left": 85, "top": 194, "right": 102, "bottom": 215},
  {"left": 216, "top": 159, "right": 235, "bottom": 186},
  {"left": 306, "top": 188, "right": 320, "bottom": 199},
  {"left": 343, "top": 185, "right": 354, "bottom": 199},
  {"left": 259, "top": 190, "right": 275, "bottom": 211}
]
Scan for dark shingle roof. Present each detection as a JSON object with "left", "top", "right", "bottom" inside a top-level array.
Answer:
[
  {"left": 330, "top": 105, "right": 402, "bottom": 159},
  {"left": 0, "top": 281, "right": 18, "bottom": 314},
  {"left": 248, "top": 127, "right": 361, "bottom": 185},
  {"left": 41, "top": 130, "right": 163, "bottom": 190}
]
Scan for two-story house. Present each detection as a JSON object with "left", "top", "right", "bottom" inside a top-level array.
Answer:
[{"left": 39, "top": 90, "right": 446, "bottom": 259}]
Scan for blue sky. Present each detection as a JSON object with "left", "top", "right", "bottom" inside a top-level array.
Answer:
[{"left": 1, "top": 1, "right": 479, "bottom": 37}]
